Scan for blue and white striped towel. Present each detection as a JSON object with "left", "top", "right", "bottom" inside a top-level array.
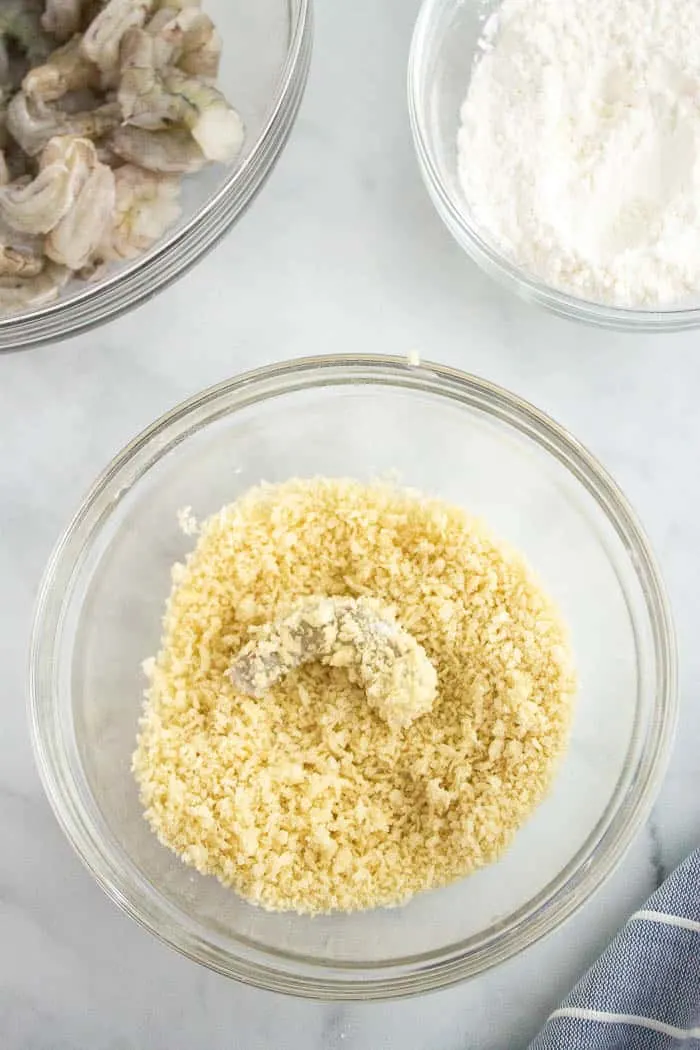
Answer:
[{"left": 529, "top": 849, "right": 700, "bottom": 1049}]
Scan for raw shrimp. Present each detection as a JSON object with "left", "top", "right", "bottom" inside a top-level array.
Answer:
[
  {"left": 230, "top": 597, "right": 439, "bottom": 731},
  {"left": 0, "top": 213, "right": 45, "bottom": 274},
  {"left": 99, "top": 163, "right": 181, "bottom": 260},
  {"left": 146, "top": 6, "right": 220, "bottom": 79},
  {"left": 0, "top": 261, "right": 69, "bottom": 312},
  {"left": 7, "top": 91, "right": 121, "bottom": 156},
  {"left": 118, "top": 34, "right": 243, "bottom": 162},
  {"left": 0, "top": 136, "right": 96, "bottom": 234},
  {"left": 0, "top": 0, "right": 243, "bottom": 315},
  {"left": 81, "top": 0, "right": 155, "bottom": 81},
  {"left": 175, "top": 12, "right": 220, "bottom": 79},
  {"left": 0, "top": 245, "right": 44, "bottom": 277},
  {"left": 117, "top": 26, "right": 168, "bottom": 124},
  {"left": 111, "top": 124, "right": 206, "bottom": 173},
  {"left": 23, "top": 36, "right": 100, "bottom": 102},
  {"left": 142, "top": 8, "right": 177, "bottom": 66},
  {"left": 162, "top": 69, "right": 243, "bottom": 161},
  {"left": 46, "top": 161, "right": 116, "bottom": 269}
]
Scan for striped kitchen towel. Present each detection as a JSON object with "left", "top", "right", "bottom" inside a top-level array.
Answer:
[{"left": 528, "top": 849, "right": 700, "bottom": 1049}]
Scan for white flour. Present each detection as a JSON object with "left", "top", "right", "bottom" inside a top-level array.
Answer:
[{"left": 458, "top": 0, "right": 700, "bottom": 307}]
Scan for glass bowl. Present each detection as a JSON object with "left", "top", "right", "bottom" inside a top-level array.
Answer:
[
  {"left": 408, "top": 0, "right": 700, "bottom": 331},
  {"left": 0, "top": 0, "right": 312, "bottom": 352},
  {"left": 29, "top": 355, "right": 677, "bottom": 1000}
]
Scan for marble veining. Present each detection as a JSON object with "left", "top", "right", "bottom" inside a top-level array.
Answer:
[{"left": 1, "top": 0, "right": 699, "bottom": 1046}]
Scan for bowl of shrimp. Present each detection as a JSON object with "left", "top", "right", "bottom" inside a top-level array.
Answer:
[{"left": 0, "top": 0, "right": 312, "bottom": 350}]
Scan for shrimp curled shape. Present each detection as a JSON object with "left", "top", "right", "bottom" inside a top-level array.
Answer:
[
  {"left": 229, "top": 597, "right": 439, "bottom": 732},
  {"left": 0, "top": 245, "right": 44, "bottom": 277},
  {"left": 7, "top": 91, "right": 121, "bottom": 157},
  {"left": 0, "top": 135, "right": 98, "bottom": 234},
  {"left": 118, "top": 29, "right": 244, "bottom": 162},
  {"left": 98, "top": 163, "right": 182, "bottom": 260},
  {"left": 81, "top": 0, "right": 156, "bottom": 81},
  {"left": 46, "top": 160, "right": 117, "bottom": 270}
]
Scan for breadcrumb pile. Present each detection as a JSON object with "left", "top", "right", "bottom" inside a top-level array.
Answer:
[{"left": 133, "top": 478, "right": 576, "bottom": 914}]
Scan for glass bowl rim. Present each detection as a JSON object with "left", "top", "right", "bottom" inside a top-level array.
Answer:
[
  {"left": 407, "top": 0, "right": 700, "bottom": 332},
  {"left": 0, "top": 0, "right": 313, "bottom": 353},
  {"left": 28, "top": 354, "right": 678, "bottom": 999}
]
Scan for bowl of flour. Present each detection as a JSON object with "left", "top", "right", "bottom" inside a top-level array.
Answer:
[{"left": 408, "top": 0, "right": 700, "bottom": 329}]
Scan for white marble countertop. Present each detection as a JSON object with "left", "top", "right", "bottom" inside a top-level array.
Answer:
[{"left": 2, "top": 1, "right": 699, "bottom": 1046}]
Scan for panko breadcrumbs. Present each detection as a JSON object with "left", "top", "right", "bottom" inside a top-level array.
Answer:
[{"left": 133, "top": 478, "right": 577, "bottom": 915}]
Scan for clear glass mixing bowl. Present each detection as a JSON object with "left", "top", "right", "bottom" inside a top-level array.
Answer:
[
  {"left": 29, "top": 356, "right": 677, "bottom": 999},
  {"left": 0, "top": 0, "right": 312, "bottom": 352},
  {"left": 408, "top": 0, "right": 700, "bottom": 331}
]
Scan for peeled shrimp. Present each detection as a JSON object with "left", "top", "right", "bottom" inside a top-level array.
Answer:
[
  {"left": 0, "top": 135, "right": 96, "bottom": 234},
  {"left": 23, "top": 36, "right": 100, "bottom": 102},
  {"left": 0, "top": 244, "right": 44, "bottom": 278},
  {"left": 0, "top": 0, "right": 243, "bottom": 315},
  {"left": 98, "top": 163, "right": 181, "bottom": 260},
  {"left": 0, "top": 261, "right": 69, "bottom": 312},
  {"left": 142, "top": 8, "right": 177, "bottom": 66},
  {"left": 146, "top": 6, "right": 220, "bottom": 80},
  {"left": 46, "top": 161, "right": 116, "bottom": 269},
  {"left": 230, "top": 597, "right": 438, "bottom": 732},
  {"left": 6, "top": 91, "right": 121, "bottom": 156},
  {"left": 111, "top": 124, "right": 206, "bottom": 173},
  {"left": 163, "top": 69, "right": 243, "bottom": 161},
  {"left": 175, "top": 12, "right": 220, "bottom": 79},
  {"left": 81, "top": 0, "right": 155, "bottom": 81},
  {"left": 118, "top": 36, "right": 243, "bottom": 163},
  {"left": 117, "top": 26, "right": 168, "bottom": 125}
]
